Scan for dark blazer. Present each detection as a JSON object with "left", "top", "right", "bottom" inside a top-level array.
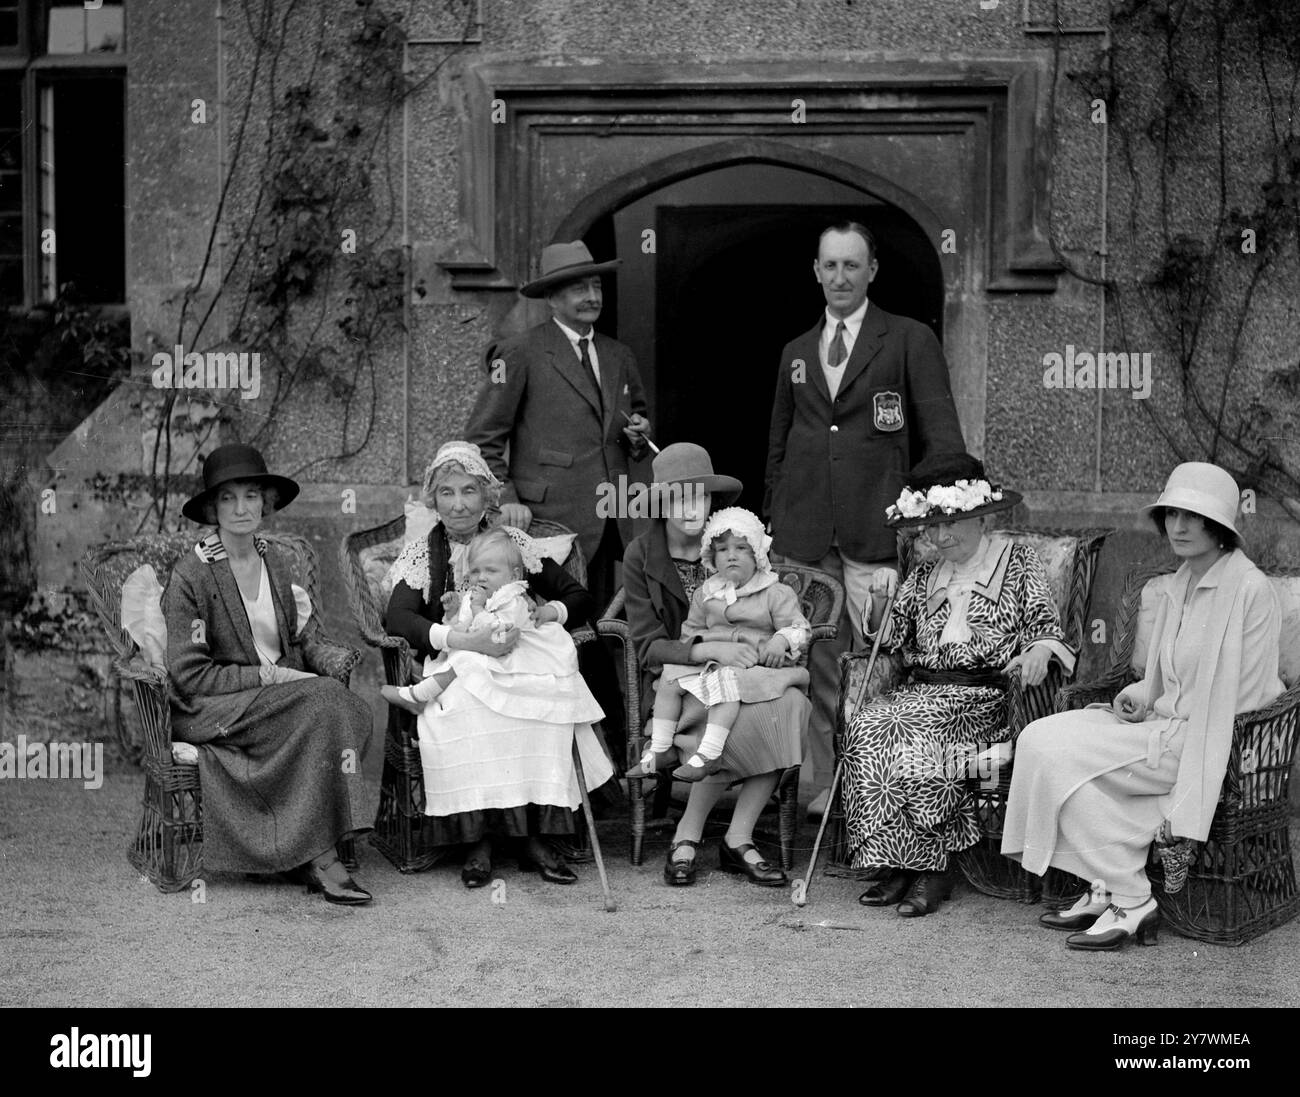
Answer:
[
  {"left": 163, "top": 534, "right": 308, "bottom": 743},
  {"left": 385, "top": 522, "right": 595, "bottom": 663},
  {"left": 465, "top": 319, "right": 648, "bottom": 562},
  {"left": 764, "top": 303, "right": 965, "bottom": 563},
  {"left": 621, "top": 522, "right": 702, "bottom": 724}
]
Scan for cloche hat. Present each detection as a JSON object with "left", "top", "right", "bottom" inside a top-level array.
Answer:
[
  {"left": 1141, "top": 462, "right": 1243, "bottom": 545},
  {"left": 182, "top": 443, "right": 300, "bottom": 523},
  {"left": 885, "top": 452, "right": 1022, "bottom": 528},
  {"left": 519, "top": 241, "right": 622, "bottom": 299}
]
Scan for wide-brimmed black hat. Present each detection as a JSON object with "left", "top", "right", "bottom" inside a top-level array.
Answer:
[
  {"left": 182, "top": 443, "right": 300, "bottom": 523},
  {"left": 885, "top": 452, "right": 1022, "bottom": 528}
]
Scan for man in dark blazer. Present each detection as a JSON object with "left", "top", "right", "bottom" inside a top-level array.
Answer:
[
  {"left": 765, "top": 222, "right": 965, "bottom": 817},
  {"left": 466, "top": 240, "right": 651, "bottom": 755}
]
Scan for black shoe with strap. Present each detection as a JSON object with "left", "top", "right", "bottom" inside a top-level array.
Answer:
[
  {"left": 663, "top": 839, "right": 700, "bottom": 886},
  {"left": 717, "top": 841, "right": 787, "bottom": 887}
]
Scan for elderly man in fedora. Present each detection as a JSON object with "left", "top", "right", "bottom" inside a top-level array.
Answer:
[{"left": 466, "top": 240, "right": 652, "bottom": 754}]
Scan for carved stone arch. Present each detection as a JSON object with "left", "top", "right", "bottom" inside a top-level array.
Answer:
[{"left": 550, "top": 138, "right": 948, "bottom": 250}]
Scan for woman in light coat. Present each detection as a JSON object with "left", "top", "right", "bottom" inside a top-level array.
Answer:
[{"left": 1002, "top": 463, "right": 1284, "bottom": 950}]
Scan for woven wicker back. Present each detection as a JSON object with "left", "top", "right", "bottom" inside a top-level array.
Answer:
[
  {"left": 898, "top": 525, "right": 1111, "bottom": 654},
  {"left": 339, "top": 511, "right": 586, "bottom": 649},
  {"left": 772, "top": 562, "right": 844, "bottom": 633},
  {"left": 80, "top": 531, "right": 321, "bottom": 663}
]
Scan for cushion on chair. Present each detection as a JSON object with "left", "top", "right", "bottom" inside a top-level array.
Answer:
[
  {"left": 404, "top": 498, "right": 438, "bottom": 544},
  {"left": 121, "top": 564, "right": 168, "bottom": 668},
  {"left": 1272, "top": 576, "right": 1300, "bottom": 688}
]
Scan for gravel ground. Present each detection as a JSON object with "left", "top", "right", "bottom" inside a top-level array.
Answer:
[{"left": 2, "top": 766, "right": 1299, "bottom": 1009}]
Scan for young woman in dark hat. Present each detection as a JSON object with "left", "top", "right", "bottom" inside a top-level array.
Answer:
[
  {"left": 622, "top": 443, "right": 810, "bottom": 887},
  {"left": 840, "top": 452, "right": 1073, "bottom": 917},
  {"left": 163, "top": 443, "right": 374, "bottom": 904}
]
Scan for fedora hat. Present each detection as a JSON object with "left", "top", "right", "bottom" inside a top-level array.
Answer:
[
  {"left": 519, "top": 241, "right": 622, "bottom": 299},
  {"left": 651, "top": 443, "right": 742, "bottom": 508},
  {"left": 182, "top": 443, "right": 300, "bottom": 524},
  {"left": 885, "top": 451, "right": 1022, "bottom": 528},
  {"left": 1141, "top": 462, "right": 1243, "bottom": 545}
]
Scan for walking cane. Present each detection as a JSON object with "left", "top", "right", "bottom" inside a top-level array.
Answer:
[
  {"left": 792, "top": 588, "right": 896, "bottom": 908},
  {"left": 571, "top": 741, "right": 617, "bottom": 912}
]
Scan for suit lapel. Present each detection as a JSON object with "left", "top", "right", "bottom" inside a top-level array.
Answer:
[
  {"left": 838, "top": 303, "right": 889, "bottom": 397},
  {"left": 544, "top": 321, "right": 602, "bottom": 418},
  {"left": 210, "top": 557, "right": 262, "bottom": 667},
  {"left": 264, "top": 546, "right": 298, "bottom": 650},
  {"left": 596, "top": 334, "right": 621, "bottom": 437},
  {"left": 646, "top": 522, "right": 688, "bottom": 615}
]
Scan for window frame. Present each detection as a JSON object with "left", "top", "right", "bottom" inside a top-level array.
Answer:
[{"left": 0, "top": 0, "right": 126, "bottom": 309}]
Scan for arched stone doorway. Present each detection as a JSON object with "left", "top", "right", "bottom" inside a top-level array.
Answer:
[{"left": 578, "top": 162, "right": 944, "bottom": 513}]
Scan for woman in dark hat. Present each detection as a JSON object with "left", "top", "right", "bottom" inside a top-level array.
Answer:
[
  {"left": 841, "top": 452, "right": 1073, "bottom": 917},
  {"left": 622, "top": 443, "right": 810, "bottom": 887},
  {"left": 164, "top": 443, "right": 374, "bottom": 904}
]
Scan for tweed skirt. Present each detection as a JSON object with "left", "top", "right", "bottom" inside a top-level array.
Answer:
[{"left": 180, "top": 677, "right": 373, "bottom": 874}]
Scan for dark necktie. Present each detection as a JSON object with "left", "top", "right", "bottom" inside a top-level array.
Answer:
[
  {"left": 829, "top": 321, "right": 848, "bottom": 368},
  {"left": 579, "top": 335, "right": 603, "bottom": 410}
]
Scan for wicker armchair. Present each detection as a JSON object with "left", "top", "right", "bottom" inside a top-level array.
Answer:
[
  {"left": 600, "top": 563, "right": 844, "bottom": 869},
  {"left": 1057, "top": 562, "right": 1300, "bottom": 945},
  {"left": 824, "top": 526, "right": 1111, "bottom": 902},
  {"left": 80, "top": 532, "right": 363, "bottom": 893},
  {"left": 338, "top": 512, "right": 596, "bottom": 873}
]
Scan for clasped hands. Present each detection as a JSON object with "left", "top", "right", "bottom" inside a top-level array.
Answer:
[{"left": 701, "top": 627, "right": 790, "bottom": 668}]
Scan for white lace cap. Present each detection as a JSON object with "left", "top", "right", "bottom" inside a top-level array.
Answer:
[
  {"left": 421, "top": 441, "right": 502, "bottom": 500},
  {"left": 701, "top": 506, "right": 772, "bottom": 574}
]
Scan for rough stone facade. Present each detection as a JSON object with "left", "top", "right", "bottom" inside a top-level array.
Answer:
[{"left": 21, "top": 1, "right": 1300, "bottom": 741}]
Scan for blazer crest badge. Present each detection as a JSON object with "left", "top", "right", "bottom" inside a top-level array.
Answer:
[{"left": 873, "top": 391, "right": 904, "bottom": 432}]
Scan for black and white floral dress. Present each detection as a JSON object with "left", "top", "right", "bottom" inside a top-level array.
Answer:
[{"left": 840, "top": 537, "right": 1070, "bottom": 873}]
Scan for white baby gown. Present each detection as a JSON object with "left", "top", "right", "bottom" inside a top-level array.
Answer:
[{"left": 415, "top": 580, "right": 613, "bottom": 817}]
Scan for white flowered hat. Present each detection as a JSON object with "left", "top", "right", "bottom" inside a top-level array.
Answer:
[
  {"left": 701, "top": 506, "right": 773, "bottom": 573},
  {"left": 885, "top": 452, "right": 1022, "bottom": 528}
]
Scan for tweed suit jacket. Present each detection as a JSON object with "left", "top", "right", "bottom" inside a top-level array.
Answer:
[
  {"left": 764, "top": 303, "right": 965, "bottom": 563},
  {"left": 162, "top": 534, "right": 307, "bottom": 743},
  {"left": 465, "top": 319, "right": 648, "bottom": 563}
]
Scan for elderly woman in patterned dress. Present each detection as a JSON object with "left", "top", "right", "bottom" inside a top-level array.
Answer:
[
  {"left": 384, "top": 441, "right": 613, "bottom": 888},
  {"left": 840, "top": 453, "right": 1074, "bottom": 917}
]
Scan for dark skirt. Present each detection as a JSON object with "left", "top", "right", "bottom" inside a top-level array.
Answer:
[
  {"left": 421, "top": 803, "right": 577, "bottom": 847},
  {"left": 177, "top": 677, "right": 373, "bottom": 874}
]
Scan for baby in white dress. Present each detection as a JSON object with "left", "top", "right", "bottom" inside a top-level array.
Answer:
[{"left": 383, "top": 529, "right": 580, "bottom": 713}]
